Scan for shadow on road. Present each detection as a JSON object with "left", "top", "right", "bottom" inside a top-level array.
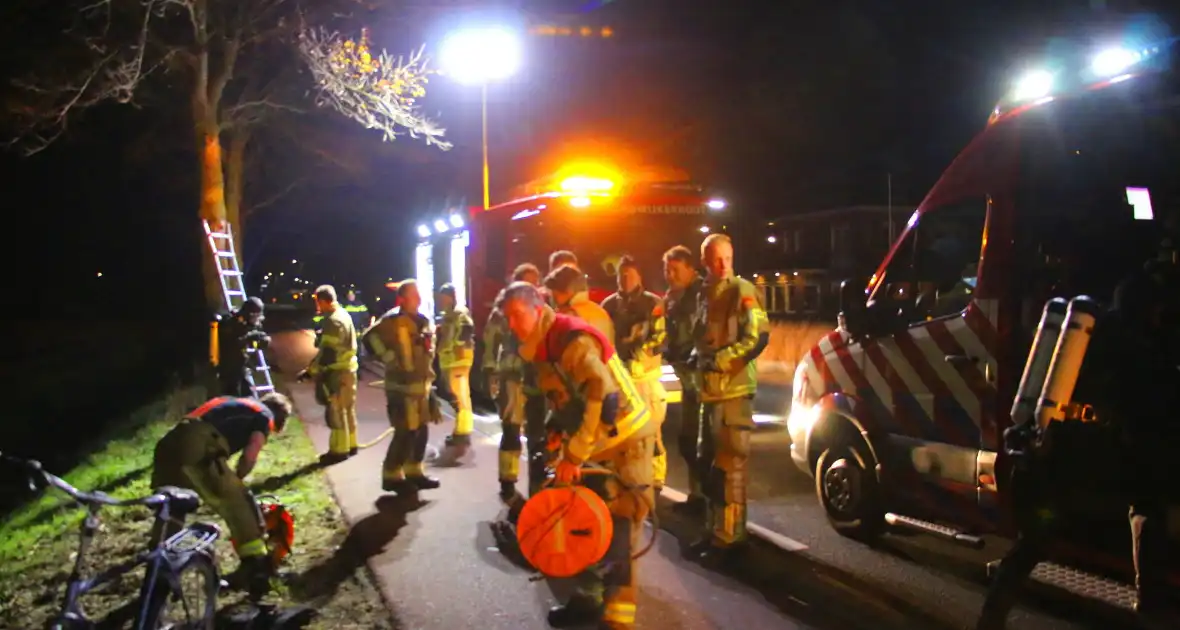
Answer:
[{"left": 290, "top": 494, "right": 427, "bottom": 602}]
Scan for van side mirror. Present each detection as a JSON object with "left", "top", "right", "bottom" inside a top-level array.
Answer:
[{"left": 838, "top": 279, "right": 868, "bottom": 336}]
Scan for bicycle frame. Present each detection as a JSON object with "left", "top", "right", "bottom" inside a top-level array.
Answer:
[{"left": 51, "top": 499, "right": 221, "bottom": 629}]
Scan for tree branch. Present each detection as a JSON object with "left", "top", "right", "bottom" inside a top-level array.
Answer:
[{"left": 298, "top": 27, "right": 452, "bottom": 150}]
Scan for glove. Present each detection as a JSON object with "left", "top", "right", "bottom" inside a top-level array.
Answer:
[{"left": 554, "top": 459, "right": 582, "bottom": 485}]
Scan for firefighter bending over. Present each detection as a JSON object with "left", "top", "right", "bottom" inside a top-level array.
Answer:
[
  {"left": 436, "top": 283, "right": 477, "bottom": 457},
  {"left": 485, "top": 263, "right": 549, "bottom": 502},
  {"left": 662, "top": 245, "right": 708, "bottom": 515},
  {"left": 364, "top": 280, "right": 442, "bottom": 493},
  {"left": 299, "top": 285, "right": 359, "bottom": 464},
  {"left": 217, "top": 297, "right": 271, "bottom": 397},
  {"left": 545, "top": 264, "right": 616, "bottom": 341},
  {"left": 976, "top": 266, "right": 1180, "bottom": 630},
  {"left": 499, "top": 281, "right": 654, "bottom": 629},
  {"left": 603, "top": 255, "right": 669, "bottom": 491},
  {"left": 151, "top": 393, "right": 293, "bottom": 597},
  {"left": 689, "top": 233, "right": 770, "bottom": 567}
]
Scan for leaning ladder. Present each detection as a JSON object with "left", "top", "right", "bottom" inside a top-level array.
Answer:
[{"left": 203, "top": 219, "right": 275, "bottom": 398}]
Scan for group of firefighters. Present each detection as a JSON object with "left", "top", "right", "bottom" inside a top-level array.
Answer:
[{"left": 253, "top": 232, "right": 767, "bottom": 628}]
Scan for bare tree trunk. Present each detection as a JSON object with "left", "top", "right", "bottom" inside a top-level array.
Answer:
[
  {"left": 224, "top": 129, "right": 249, "bottom": 258},
  {"left": 198, "top": 123, "right": 230, "bottom": 312}
]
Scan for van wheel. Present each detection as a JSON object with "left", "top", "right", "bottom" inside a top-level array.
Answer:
[{"left": 815, "top": 441, "right": 884, "bottom": 541}]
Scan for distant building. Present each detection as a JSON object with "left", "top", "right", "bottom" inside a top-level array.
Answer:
[{"left": 748, "top": 205, "right": 913, "bottom": 318}]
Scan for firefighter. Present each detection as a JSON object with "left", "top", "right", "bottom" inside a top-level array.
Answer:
[
  {"left": 662, "top": 245, "right": 708, "bottom": 515},
  {"left": 342, "top": 288, "right": 374, "bottom": 358},
  {"left": 435, "top": 283, "right": 476, "bottom": 456},
  {"left": 602, "top": 255, "right": 669, "bottom": 491},
  {"left": 298, "top": 285, "right": 359, "bottom": 464},
  {"left": 485, "top": 263, "right": 549, "bottom": 501},
  {"left": 976, "top": 268, "right": 1180, "bottom": 630},
  {"left": 363, "top": 280, "right": 442, "bottom": 493},
  {"left": 150, "top": 393, "right": 293, "bottom": 597},
  {"left": 689, "top": 233, "right": 770, "bottom": 567},
  {"left": 545, "top": 264, "right": 616, "bottom": 341},
  {"left": 497, "top": 281, "right": 654, "bottom": 630},
  {"left": 548, "top": 249, "right": 579, "bottom": 274},
  {"left": 217, "top": 297, "right": 271, "bottom": 398}
]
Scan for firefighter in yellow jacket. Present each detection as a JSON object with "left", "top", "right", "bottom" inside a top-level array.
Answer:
[
  {"left": 363, "top": 280, "right": 442, "bottom": 493},
  {"left": 300, "top": 285, "right": 360, "bottom": 464},
  {"left": 435, "top": 283, "right": 476, "bottom": 456},
  {"left": 485, "top": 263, "right": 549, "bottom": 501},
  {"left": 689, "top": 234, "right": 770, "bottom": 567},
  {"left": 545, "top": 263, "right": 616, "bottom": 341},
  {"left": 602, "top": 255, "right": 669, "bottom": 491},
  {"left": 499, "top": 281, "right": 654, "bottom": 630}
]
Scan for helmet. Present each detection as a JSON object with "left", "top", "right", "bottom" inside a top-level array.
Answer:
[{"left": 240, "top": 297, "right": 265, "bottom": 316}]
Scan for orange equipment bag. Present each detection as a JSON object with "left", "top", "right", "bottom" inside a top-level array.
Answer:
[
  {"left": 516, "top": 485, "right": 613, "bottom": 578},
  {"left": 256, "top": 494, "right": 295, "bottom": 566}
]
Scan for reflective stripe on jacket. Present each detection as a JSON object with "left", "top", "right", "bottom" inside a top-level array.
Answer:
[{"left": 695, "top": 276, "right": 770, "bottom": 402}]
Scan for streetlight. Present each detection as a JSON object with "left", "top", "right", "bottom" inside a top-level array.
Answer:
[{"left": 439, "top": 27, "right": 523, "bottom": 209}]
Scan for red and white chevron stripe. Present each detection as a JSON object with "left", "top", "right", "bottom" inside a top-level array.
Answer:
[{"left": 799, "top": 299, "right": 999, "bottom": 448}]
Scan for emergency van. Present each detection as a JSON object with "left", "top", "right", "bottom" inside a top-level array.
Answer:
[
  {"left": 413, "top": 164, "right": 727, "bottom": 402},
  {"left": 787, "top": 34, "right": 1179, "bottom": 604}
]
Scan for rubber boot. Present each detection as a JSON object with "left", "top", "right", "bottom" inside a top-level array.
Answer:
[{"left": 547, "top": 593, "right": 603, "bottom": 628}]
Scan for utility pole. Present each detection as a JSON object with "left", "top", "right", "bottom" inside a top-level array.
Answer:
[{"left": 887, "top": 172, "right": 894, "bottom": 245}]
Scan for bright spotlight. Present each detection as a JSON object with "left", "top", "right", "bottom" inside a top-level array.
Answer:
[
  {"left": 699, "top": 225, "right": 710, "bottom": 233},
  {"left": 767, "top": 235, "right": 778, "bottom": 243},
  {"left": 1012, "top": 70, "right": 1054, "bottom": 101},
  {"left": 433, "top": 219, "right": 449, "bottom": 233},
  {"left": 707, "top": 199, "right": 726, "bottom": 211},
  {"left": 1092, "top": 47, "right": 1139, "bottom": 77},
  {"left": 449, "top": 214, "right": 464, "bottom": 228},
  {"left": 416, "top": 224, "right": 431, "bottom": 238},
  {"left": 569, "top": 196, "right": 591, "bottom": 208},
  {"left": 440, "top": 28, "right": 523, "bottom": 85}
]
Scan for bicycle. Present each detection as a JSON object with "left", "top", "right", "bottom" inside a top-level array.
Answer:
[{"left": 1, "top": 453, "right": 222, "bottom": 630}]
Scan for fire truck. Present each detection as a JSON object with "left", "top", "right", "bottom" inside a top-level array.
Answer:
[
  {"left": 413, "top": 163, "right": 728, "bottom": 401},
  {"left": 787, "top": 35, "right": 1180, "bottom": 606}
]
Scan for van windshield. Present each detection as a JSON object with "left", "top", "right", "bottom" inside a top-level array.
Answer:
[{"left": 1013, "top": 58, "right": 1180, "bottom": 305}]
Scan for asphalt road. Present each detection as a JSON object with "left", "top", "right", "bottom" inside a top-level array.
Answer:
[
  {"left": 267, "top": 329, "right": 1131, "bottom": 630},
  {"left": 270, "top": 330, "right": 922, "bottom": 630}
]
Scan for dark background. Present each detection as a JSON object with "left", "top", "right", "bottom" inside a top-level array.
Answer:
[{"left": 0, "top": 0, "right": 1174, "bottom": 464}]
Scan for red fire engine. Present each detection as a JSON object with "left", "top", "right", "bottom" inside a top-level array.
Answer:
[
  {"left": 788, "top": 36, "right": 1179, "bottom": 606},
  {"left": 413, "top": 163, "right": 728, "bottom": 401}
]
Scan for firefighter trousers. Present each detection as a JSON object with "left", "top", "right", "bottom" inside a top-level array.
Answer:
[
  {"left": 384, "top": 391, "right": 432, "bottom": 480},
  {"left": 577, "top": 421, "right": 656, "bottom": 629},
  {"left": 976, "top": 469, "right": 1170, "bottom": 629},
  {"left": 444, "top": 365, "right": 474, "bottom": 440},
  {"left": 634, "top": 378, "right": 668, "bottom": 489},
  {"left": 673, "top": 365, "right": 709, "bottom": 499},
  {"left": 703, "top": 397, "right": 753, "bottom": 547},
  {"left": 322, "top": 369, "right": 358, "bottom": 454},
  {"left": 150, "top": 420, "right": 266, "bottom": 560},
  {"left": 495, "top": 378, "right": 548, "bottom": 490}
]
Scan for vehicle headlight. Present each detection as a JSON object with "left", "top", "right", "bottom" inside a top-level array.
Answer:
[{"left": 787, "top": 403, "right": 821, "bottom": 435}]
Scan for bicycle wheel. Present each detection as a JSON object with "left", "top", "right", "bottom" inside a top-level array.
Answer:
[{"left": 137, "top": 551, "right": 219, "bottom": 630}]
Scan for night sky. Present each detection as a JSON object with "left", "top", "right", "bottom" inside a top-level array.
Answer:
[{"left": 3, "top": 0, "right": 1176, "bottom": 319}]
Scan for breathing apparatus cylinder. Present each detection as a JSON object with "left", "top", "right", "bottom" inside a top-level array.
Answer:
[
  {"left": 1033, "top": 296, "right": 1101, "bottom": 431},
  {"left": 1010, "top": 298, "right": 1068, "bottom": 428}
]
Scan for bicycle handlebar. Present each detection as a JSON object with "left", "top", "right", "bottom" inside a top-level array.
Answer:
[{"left": 0, "top": 452, "right": 169, "bottom": 510}]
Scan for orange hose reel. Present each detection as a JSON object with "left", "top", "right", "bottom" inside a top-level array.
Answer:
[
  {"left": 257, "top": 494, "right": 295, "bottom": 566},
  {"left": 516, "top": 485, "right": 614, "bottom": 578}
]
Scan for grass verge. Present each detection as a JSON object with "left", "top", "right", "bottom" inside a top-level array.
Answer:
[{"left": 0, "top": 384, "right": 396, "bottom": 629}]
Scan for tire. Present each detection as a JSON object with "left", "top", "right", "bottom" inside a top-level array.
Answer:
[
  {"left": 138, "top": 551, "right": 219, "bottom": 630},
  {"left": 814, "top": 439, "right": 885, "bottom": 541}
]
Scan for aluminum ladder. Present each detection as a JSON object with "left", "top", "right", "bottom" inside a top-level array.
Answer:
[{"left": 203, "top": 219, "right": 275, "bottom": 397}]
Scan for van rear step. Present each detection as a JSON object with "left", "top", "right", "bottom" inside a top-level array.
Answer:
[
  {"left": 884, "top": 513, "right": 985, "bottom": 549},
  {"left": 986, "top": 560, "right": 1137, "bottom": 611}
]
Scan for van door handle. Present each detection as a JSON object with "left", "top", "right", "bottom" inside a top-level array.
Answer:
[{"left": 944, "top": 354, "right": 978, "bottom": 366}]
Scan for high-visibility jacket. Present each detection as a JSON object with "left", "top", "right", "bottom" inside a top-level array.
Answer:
[
  {"left": 520, "top": 307, "right": 648, "bottom": 465},
  {"left": 602, "top": 288, "right": 667, "bottom": 382},
  {"left": 557, "top": 292, "right": 615, "bottom": 343},
  {"left": 663, "top": 276, "right": 703, "bottom": 367},
  {"left": 365, "top": 308, "right": 435, "bottom": 396},
  {"left": 308, "top": 305, "right": 358, "bottom": 376},
  {"left": 342, "top": 299, "right": 371, "bottom": 332},
  {"left": 436, "top": 306, "right": 475, "bottom": 369},
  {"left": 695, "top": 275, "right": 770, "bottom": 402}
]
